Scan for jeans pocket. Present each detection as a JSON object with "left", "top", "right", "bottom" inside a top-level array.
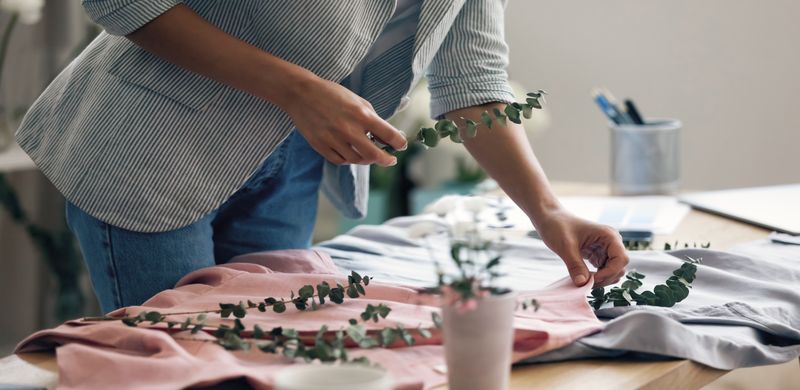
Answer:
[{"left": 237, "top": 132, "right": 294, "bottom": 194}]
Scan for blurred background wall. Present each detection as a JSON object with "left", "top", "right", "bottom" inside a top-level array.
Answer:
[{"left": 504, "top": 0, "right": 800, "bottom": 189}]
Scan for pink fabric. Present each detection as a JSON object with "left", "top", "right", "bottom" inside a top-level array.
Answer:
[{"left": 16, "top": 250, "right": 602, "bottom": 390}]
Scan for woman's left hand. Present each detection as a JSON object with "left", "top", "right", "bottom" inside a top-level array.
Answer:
[{"left": 534, "top": 209, "right": 629, "bottom": 288}]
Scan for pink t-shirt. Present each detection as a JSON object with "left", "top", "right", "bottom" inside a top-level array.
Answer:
[{"left": 16, "top": 250, "right": 602, "bottom": 390}]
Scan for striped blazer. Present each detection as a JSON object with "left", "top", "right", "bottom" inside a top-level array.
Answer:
[{"left": 16, "top": 0, "right": 514, "bottom": 232}]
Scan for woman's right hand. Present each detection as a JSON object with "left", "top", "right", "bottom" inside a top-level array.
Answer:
[{"left": 280, "top": 74, "right": 408, "bottom": 167}]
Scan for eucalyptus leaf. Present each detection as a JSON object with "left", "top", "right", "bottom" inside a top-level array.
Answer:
[
  {"left": 480, "top": 111, "right": 493, "bottom": 128},
  {"left": 380, "top": 328, "right": 397, "bottom": 346},
  {"left": 347, "top": 285, "right": 359, "bottom": 299},
  {"left": 431, "top": 311, "right": 443, "bottom": 329},
  {"left": 526, "top": 97, "right": 542, "bottom": 109},
  {"left": 522, "top": 105, "right": 533, "bottom": 119},
  {"left": 298, "top": 285, "right": 314, "bottom": 299},
  {"left": 421, "top": 127, "right": 439, "bottom": 147},
  {"left": 465, "top": 119, "right": 478, "bottom": 138}
]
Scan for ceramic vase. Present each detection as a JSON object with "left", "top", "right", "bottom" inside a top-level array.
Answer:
[{"left": 440, "top": 293, "right": 516, "bottom": 390}]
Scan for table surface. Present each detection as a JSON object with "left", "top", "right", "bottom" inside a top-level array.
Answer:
[{"left": 0, "top": 182, "right": 772, "bottom": 390}]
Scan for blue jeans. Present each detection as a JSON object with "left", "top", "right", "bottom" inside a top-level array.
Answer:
[{"left": 66, "top": 131, "right": 324, "bottom": 313}]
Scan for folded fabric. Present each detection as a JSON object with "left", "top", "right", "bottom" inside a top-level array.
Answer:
[
  {"left": 317, "top": 218, "right": 800, "bottom": 370},
  {"left": 16, "top": 249, "right": 602, "bottom": 390}
]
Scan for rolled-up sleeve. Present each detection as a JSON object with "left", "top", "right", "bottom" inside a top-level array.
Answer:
[
  {"left": 82, "top": 0, "right": 183, "bottom": 36},
  {"left": 427, "top": 0, "right": 515, "bottom": 119}
]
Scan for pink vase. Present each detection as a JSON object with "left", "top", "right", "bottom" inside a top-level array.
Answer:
[{"left": 441, "top": 293, "right": 517, "bottom": 390}]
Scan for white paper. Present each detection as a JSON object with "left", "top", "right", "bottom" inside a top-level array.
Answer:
[{"left": 492, "top": 195, "right": 690, "bottom": 235}]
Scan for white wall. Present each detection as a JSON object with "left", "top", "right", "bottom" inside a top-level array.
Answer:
[{"left": 505, "top": 0, "right": 800, "bottom": 190}]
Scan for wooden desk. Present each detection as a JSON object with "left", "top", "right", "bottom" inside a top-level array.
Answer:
[{"left": 0, "top": 182, "right": 774, "bottom": 389}]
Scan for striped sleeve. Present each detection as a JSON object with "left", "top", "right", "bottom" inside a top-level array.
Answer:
[
  {"left": 426, "top": 0, "right": 516, "bottom": 119},
  {"left": 82, "top": 0, "right": 183, "bottom": 36}
]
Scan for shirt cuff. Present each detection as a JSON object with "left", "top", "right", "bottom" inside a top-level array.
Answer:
[
  {"left": 429, "top": 82, "right": 516, "bottom": 119},
  {"left": 84, "top": 0, "right": 184, "bottom": 36}
]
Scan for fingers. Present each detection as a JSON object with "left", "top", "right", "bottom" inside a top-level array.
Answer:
[
  {"left": 560, "top": 244, "right": 591, "bottom": 287},
  {"left": 366, "top": 115, "right": 408, "bottom": 152},
  {"left": 348, "top": 132, "right": 397, "bottom": 166},
  {"left": 329, "top": 136, "right": 367, "bottom": 164},
  {"left": 592, "top": 235, "right": 629, "bottom": 287},
  {"left": 324, "top": 147, "right": 347, "bottom": 165},
  {"left": 294, "top": 96, "right": 406, "bottom": 166}
]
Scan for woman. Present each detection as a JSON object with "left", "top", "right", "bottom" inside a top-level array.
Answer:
[{"left": 17, "top": 0, "right": 628, "bottom": 313}]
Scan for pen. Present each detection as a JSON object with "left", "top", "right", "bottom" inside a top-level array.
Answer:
[
  {"left": 624, "top": 99, "right": 645, "bottom": 125},
  {"left": 601, "top": 88, "right": 634, "bottom": 124},
  {"left": 592, "top": 89, "right": 630, "bottom": 125}
]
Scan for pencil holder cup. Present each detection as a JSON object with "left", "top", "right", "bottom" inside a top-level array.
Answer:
[{"left": 610, "top": 119, "right": 681, "bottom": 195}]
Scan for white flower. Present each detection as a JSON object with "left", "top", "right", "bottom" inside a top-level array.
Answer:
[
  {"left": 424, "top": 195, "right": 462, "bottom": 216},
  {"left": 463, "top": 197, "right": 488, "bottom": 213},
  {"left": 407, "top": 222, "right": 440, "bottom": 239},
  {"left": 1, "top": 0, "right": 44, "bottom": 24},
  {"left": 451, "top": 221, "right": 477, "bottom": 239},
  {"left": 478, "top": 228, "right": 500, "bottom": 243}
]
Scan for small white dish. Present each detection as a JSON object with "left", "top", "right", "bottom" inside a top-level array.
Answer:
[{"left": 273, "top": 364, "right": 394, "bottom": 390}]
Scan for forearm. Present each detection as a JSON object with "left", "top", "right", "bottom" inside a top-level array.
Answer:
[
  {"left": 126, "top": 4, "right": 316, "bottom": 111},
  {"left": 445, "top": 102, "right": 562, "bottom": 226}
]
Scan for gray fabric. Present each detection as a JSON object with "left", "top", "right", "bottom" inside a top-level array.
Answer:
[
  {"left": 315, "top": 217, "right": 800, "bottom": 370},
  {"left": 16, "top": 0, "right": 516, "bottom": 232}
]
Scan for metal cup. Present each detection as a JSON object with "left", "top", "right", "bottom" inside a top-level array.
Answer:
[{"left": 610, "top": 119, "right": 681, "bottom": 195}]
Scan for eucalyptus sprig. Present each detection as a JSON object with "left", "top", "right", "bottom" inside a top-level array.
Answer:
[
  {"left": 81, "top": 272, "right": 439, "bottom": 366},
  {"left": 85, "top": 270, "right": 373, "bottom": 325},
  {"left": 414, "top": 90, "right": 547, "bottom": 148},
  {"left": 623, "top": 240, "right": 712, "bottom": 252},
  {"left": 588, "top": 257, "right": 700, "bottom": 310}
]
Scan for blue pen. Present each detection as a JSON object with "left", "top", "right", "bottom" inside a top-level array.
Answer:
[{"left": 593, "top": 91, "right": 627, "bottom": 125}]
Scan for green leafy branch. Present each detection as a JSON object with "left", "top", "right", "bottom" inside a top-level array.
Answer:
[
  {"left": 588, "top": 257, "right": 700, "bottom": 309},
  {"left": 85, "top": 271, "right": 373, "bottom": 324},
  {"left": 413, "top": 90, "right": 546, "bottom": 148},
  {"left": 82, "top": 272, "right": 438, "bottom": 365},
  {"left": 624, "top": 240, "right": 711, "bottom": 252},
  {"left": 208, "top": 302, "right": 431, "bottom": 364}
]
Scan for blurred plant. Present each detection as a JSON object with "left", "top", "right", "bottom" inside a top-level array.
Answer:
[
  {"left": 454, "top": 156, "right": 485, "bottom": 184},
  {"left": 0, "top": 0, "right": 44, "bottom": 149},
  {"left": 623, "top": 240, "right": 711, "bottom": 251},
  {"left": 0, "top": 173, "right": 85, "bottom": 320},
  {"left": 408, "top": 196, "right": 538, "bottom": 313},
  {"left": 0, "top": 0, "right": 43, "bottom": 24}
]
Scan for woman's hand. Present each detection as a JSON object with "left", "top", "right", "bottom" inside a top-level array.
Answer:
[
  {"left": 281, "top": 75, "right": 408, "bottom": 167},
  {"left": 534, "top": 208, "right": 629, "bottom": 288}
]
